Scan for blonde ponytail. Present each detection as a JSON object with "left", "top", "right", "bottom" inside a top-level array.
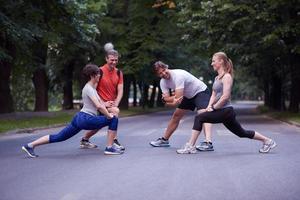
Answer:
[{"left": 213, "top": 52, "right": 234, "bottom": 76}]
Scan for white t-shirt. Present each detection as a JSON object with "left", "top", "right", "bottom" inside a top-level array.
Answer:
[
  {"left": 80, "top": 83, "right": 101, "bottom": 116},
  {"left": 160, "top": 69, "right": 207, "bottom": 99}
]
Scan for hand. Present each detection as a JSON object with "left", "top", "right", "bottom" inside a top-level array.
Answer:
[
  {"left": 174, "top": 96, "right": 183, "bottom": 104},
  {"left": 104, "top": 101, "right": 114, "bottom": 108},
  {"left": 162, "top": 94, "right": 175, "bottom": 104},
  {"left": 112, "top": 101, "right": 119, "bottom": 107},
  {"left": 106, "top": 113, "right": 114, "bottom": 119},
  {"left": 206, "top": 105, "right": 213, "bottom": 112}
]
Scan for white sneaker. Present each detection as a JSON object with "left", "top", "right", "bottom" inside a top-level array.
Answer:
[
  {"left": 259, "top": 139, "right": 277, "bottom": 153},
  {"left": 80, "top": 139, "right": 98, "bottom": 149},
  {"left": 176, "top": 143, "right": 197, "bottom": 154}
]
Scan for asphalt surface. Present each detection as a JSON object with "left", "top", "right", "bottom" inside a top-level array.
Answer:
[{"left": 1, "top": 102, "right": 300, "bottom": 200}]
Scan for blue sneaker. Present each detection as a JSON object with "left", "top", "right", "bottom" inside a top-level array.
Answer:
[
  {"left": 196, "top": 141, "right": 214, "bottom": 151},
  {"left": 149, "top": 137, "right": 170, "bottom": 147},
  {"left": 104, "top": 146, "right": 124, "bottom": 155},
  {"left": 22, "top": 145, "right": 38, "bottom": 158}
]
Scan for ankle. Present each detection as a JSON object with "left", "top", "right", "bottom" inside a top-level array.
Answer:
[{"left": 27, "top": 143, "right": 34, "bottom": 148}]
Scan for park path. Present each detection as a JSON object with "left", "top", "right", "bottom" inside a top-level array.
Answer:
[{"left": 0, "top": 102, "right": 300, "bottom": 200}]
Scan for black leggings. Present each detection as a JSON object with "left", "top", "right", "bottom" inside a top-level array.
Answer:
[{"left": 193, "top": 107, "right": 255, "bottom": 139}]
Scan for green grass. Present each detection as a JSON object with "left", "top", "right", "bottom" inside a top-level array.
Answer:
[
  {"left": 0, "top": 113, "right": 74, "bottom": 133},
  {"left": 258, "top": 105, "right": 300, "bottom": 124},
  {"left": 0, "top": 107, "right": 170, "bottom": 133}
]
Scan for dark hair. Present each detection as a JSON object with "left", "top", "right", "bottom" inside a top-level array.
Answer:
[
  {"left": 153, "top": 61, "right": 169, "bottom": 72},
  {"left": 106, "top": 49, "right": 119, "bottom": 58},
  {"left": 82, "top": 64, "right": 99, "bottom": 82}
]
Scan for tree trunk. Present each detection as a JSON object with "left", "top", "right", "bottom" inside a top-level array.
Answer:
[
  {"left": 269, "top": 75, "right": 284, "bottom": 111},
  {"left": 142, "top": 84, "right": 149, "bottom": 109},
  {"left": 0, "top": 60, "right": 14, "bottom": 113},
  {"left": 62, "top": 61, "right": 74, "bottom": 110},
  {"left": 119, "top": 74, "right": 131, "bottom": 109},
  {"left": 263, "top": 80, "right": 270, "bottom": 107},
  {"left": 0, "top": 36, "right": 15, "bottom": 113},
  {"left": 289, "top": 55, "right": 300, "bottom": 112},
  {"left": 32, "top": 67, "right": 48, "bottom": 111},
  {"left": 149, "top": 81, "right": 157, "bottom": 108},
  {"left": 132, "top": 76, "right": 138, "bottom": 107},
  {"left": 156, "top": 87, "right": 164, "bottom": 107},
  {"left": 32, "top": 41, "right": 48, "bottom": 111}
]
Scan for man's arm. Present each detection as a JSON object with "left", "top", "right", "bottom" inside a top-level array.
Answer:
[
  {"left": 114, "top": 84, "right": 123, "bottom": 107},
  {"left": 164, "top": 88, "right": 184, "bottom": 107}
]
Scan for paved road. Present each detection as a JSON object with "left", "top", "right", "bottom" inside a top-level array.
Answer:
[{"left": 1, "top": 102, "right": 300, "bottom": 200}]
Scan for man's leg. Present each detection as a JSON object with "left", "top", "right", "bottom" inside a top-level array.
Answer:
[
  {"left": 163, "top": 108, "right": 187, "bottom": 140},
  {"left": 80, "top": 130, "right": 99, "bottom": 148},
  {"left": 80, "top": 107, "right": 120, "bottom": 149},
  {"left": 107, "top": 107, "right": 125, "bottom": 150},
  {"left": 150, "top": 108, "right": 187, "bottom": 147}
]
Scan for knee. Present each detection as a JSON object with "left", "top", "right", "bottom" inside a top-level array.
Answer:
[
  {"left": 49, "top": 134, "right": 66, "bottom": 143},
  {"left": 110, "top": 107, "right": 120, "bottom": 115},
  {"left": 237, "top": 130, "right": 255, "bottom": 139},
  {"left": 172, "top": 113, "right": 183, "bottom": 122}
]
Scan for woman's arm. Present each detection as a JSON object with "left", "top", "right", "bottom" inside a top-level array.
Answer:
[
  {"left": 207, "top": 90, "right": 217, "bottom": 108},
  {"left": 212, "top": 74, "right": 233, "bottom": 109},
  {"left": 89, "top": 96, "right": 113, "bottom": 118}
]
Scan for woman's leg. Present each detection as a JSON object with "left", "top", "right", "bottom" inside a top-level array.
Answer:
[
  {"left": 188, "top": 129, "right": 202, "bottom": 146},
  {"left": 189, "top": 110, "right": 225, "bottom": 145},
  {"left": 189, "top": 109, "right": 207, "bottom": 145},
  {"left": 222, "top": 109, "right": 276, "bottom": 152},
  {"left": 203, "top": 123, "right": 212, "bottom": 142},
  {"left": 28, "top": 135, "right": 50, "bottom": 148},
  {"left": 29, "top": 123, "right": 81, "bottom": 148},
  {"left": 22, "top": 119, "right": 81, "bottom": 157}
]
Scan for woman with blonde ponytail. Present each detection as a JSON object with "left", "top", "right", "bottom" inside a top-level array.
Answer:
[{"left": 177, "top": 52, "right": 277, "bottom": 154}]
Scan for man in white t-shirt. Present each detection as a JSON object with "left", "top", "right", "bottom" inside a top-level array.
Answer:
[{"left": 149, "top": 61, "right": 214, "bottom": 152}]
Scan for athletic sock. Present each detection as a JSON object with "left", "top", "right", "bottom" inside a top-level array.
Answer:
[
  {"left": 162, "top": 137, "right": 168, "bottom": 141},
  {"left": 27, "top": 143, "right": 33, "bottom": 148}
]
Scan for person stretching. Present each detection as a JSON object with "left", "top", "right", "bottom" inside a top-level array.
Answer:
[
  {"left": 177, "top": 52, "right": 276, "bottom": 154},
  {"left": 150, "top": 61, "right": 214, "bottom": 151},
  {"left": 80, "top": 46, "right": 125, "bottom": 151},
  {"left": 22, "top": 64, "right": 124, "bottom": 158}
]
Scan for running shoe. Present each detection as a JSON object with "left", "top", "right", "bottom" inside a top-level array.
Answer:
[
  {"left": 149, "top": 137, "right": 170, "bottom": 147},
  {"left": 80, "top": 138, "right": 98, "bottom": 149},
  {"left": 22, "top": 145, "right": 38, "bottom": 158},
  {"left": 259, "top": 139, "right": 277, "bottom": 153},
  {"left": 104, "top": 146, "right": 124, "bottom": 155},
  {"left": 196, "top": 141, "right": 214, "bottom": 151},
  {"left": 176, "top": 143, "right": 197, "bottom": 154},
  {"left": 113, "top": 139, "right": 125, "bottom": 151}
]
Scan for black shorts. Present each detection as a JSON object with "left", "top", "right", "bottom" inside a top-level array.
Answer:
[{"left": 178, "top": 88, "right": 210, "bottom": 111}]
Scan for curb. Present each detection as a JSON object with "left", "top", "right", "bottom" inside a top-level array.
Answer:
[
  {"left": 263, "top": 114, "right": 300, "bottom": 128},
  {"left": 1, "top": 109, "right": 172, "bottom": 135},
  {"left": 4, "top": 123, "right": 68, "bottom": 135}
]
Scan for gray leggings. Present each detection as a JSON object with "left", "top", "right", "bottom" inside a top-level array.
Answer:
[{"left": 193, "top": 107, "right": 255, "bottom": 139}]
